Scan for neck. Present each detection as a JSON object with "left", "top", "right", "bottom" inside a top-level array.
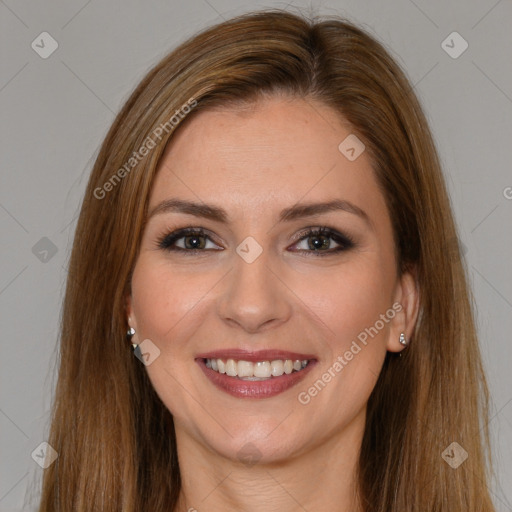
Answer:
[{"left": 173, "top": 407, "right": 366, "bottom": 512}]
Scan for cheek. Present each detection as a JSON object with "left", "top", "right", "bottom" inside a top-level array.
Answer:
[
  {"left": 129, "top": 259, "right": 205, "bottom": 414},
  {"left": 293, "top": 263, "right": 393, "bottom": 415},
  {"left": 130, "top": 259, "right": 196, "bottom": 344},
  {"left": 299, "top": 258, "right": 395, "bottom": 345}
]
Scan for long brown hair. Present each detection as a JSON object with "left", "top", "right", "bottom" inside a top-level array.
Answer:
[{"left": 37, "top": 9, "right": 496, "bottom": 511}]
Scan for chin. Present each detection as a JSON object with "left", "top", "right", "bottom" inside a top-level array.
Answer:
[{"left": 194, "top": 419, "right": 312, "bottom": 466}]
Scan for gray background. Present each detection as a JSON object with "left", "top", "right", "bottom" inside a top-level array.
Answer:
[{"left": 0, "top": 0, "right": 511, "bottom": 510}]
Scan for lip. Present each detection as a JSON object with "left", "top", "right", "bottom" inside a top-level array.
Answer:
[
  {"left": 195, "top": 352, "right": 318, "bottom": 399},
  {"left": 196, "top": 349, "right": 317, "bottom": 363}
]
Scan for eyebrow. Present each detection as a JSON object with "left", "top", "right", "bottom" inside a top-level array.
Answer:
[{"left": 147, "top": 198, "right": 372, "bottom": 228}]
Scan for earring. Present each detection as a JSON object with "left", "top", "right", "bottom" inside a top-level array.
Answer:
[
  {"left": 127, "top": 327, "right": 137, "bottom": 348},
  {"left": 399, "top": 332, "right": 407, "bottom": 346}
]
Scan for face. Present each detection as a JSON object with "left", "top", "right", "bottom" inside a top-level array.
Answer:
[{"left": 126, "top": 95, "right": 418, "bottom": 464}]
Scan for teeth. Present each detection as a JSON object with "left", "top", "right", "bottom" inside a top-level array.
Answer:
[
  {"left": 205, "top": 358, "right": 310, "bottom": 379},
  {"left": 270, "top": 360, "right": 284, "bottom": 376},
  {"left": 226, "top": 359, "right": 237, "bottom": 377},
  {"left": 254, "top": 361, "right": 271, "bottom": 378},
  {"left": 237, "top": 360, "right": 253, "bottom": 377}
]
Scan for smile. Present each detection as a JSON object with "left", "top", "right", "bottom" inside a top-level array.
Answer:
[
  {"left": 205, "top": 358, "right": 310, "bottom": 380},
  {"left": 196, "top": 350, "right": 317, "bottom": 399}
]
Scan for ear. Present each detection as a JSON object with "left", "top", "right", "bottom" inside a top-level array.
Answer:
[
  {"left": 125, "top": 293, "right": 140, "bottom": 344},
  {"left": 386, "top": 267, "right": 420, "bottom": 353}
]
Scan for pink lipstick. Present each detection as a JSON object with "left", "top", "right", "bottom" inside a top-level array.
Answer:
[{"left": 195, "top": 349, "right": 317, "bottom": 399}]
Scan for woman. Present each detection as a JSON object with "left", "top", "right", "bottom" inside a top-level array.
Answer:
[{"left": 38, "top": 9, "right": 496, "bottom": 511}]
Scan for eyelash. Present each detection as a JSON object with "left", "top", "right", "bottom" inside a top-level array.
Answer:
[{"left": 155, "top": 226, "right": 355, "bottom": 257}]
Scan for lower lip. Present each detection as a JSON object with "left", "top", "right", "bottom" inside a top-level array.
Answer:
[{"left": 196, "top": 358, "right": 317, "bottom": 399}]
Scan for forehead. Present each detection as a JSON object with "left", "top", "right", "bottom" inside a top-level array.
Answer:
[{"left": 150, "top": 96, "right": 387, "bottom": 224}]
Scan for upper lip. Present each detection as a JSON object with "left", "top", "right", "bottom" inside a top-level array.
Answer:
[{"left": 196, "top": 349, "right": 317, "bottom": 363}]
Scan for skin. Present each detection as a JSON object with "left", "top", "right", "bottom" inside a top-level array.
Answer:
[{"left": 126, "top": 95, "right": 419, "bottom": 512}]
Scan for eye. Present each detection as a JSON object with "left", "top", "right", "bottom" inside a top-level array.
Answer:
[
  {"left": 156, "top": 227, "right": 221, "bottom": 253},
  {"left": 156, "top": 225, "right": 355, "bottom": 256},
  {"left": 289, "top": 226, "right": 355, "bottom": 257}
]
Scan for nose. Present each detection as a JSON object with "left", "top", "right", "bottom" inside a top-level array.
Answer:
[{"left": 216, "top": 246, "right": 292, "bottom": 334}]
